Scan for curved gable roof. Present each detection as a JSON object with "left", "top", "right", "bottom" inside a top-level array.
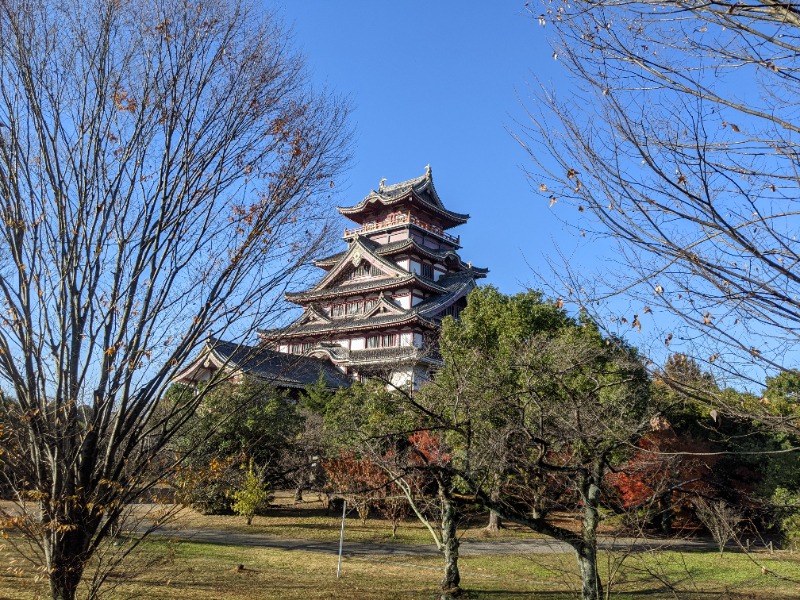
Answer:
[
  {"left": 177, "top": 338, "right": 351, "bottom": 389},
  {"left": 337, "top": 166, "right": 469, "bottom": 227}
]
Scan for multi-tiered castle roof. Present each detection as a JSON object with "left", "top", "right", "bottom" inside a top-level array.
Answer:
[{"left": 266, "top": 166, "right": 487, "bottom": 388}]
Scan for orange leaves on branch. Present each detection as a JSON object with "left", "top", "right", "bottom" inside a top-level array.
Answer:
[
  {"left": 112, "top": 87, "right": 137, "bottom": 113},
  {"left": 154, "top": 19, "right": 171, "bottom": 38},
  {"left": 409, "top": 430, "right": 451, "bottom": 466},
  {"left": 549, "top": 196, "right": 557, "bottom": 207}
]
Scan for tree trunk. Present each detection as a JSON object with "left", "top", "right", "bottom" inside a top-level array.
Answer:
[
  {"left": 659, "top": 491, "right": 673, "bottom": 535},
  {"left": 576, "top": 542, "right": 601, "bottom": 600},
  {"left": 294, "top": 487, "right": 303, "bottom": 502},
  {"left": 41, "top": 498, "right": 106, "bottom": 600},
  {"left": 439, "top": 486, "right": 462, "bottom": 599},
  {"left": 486, "top": 483, "right": 502, "bottom": 531},
  {"left": 486, "top": 509, "right": 502, "bottom": 531},
  {"left": 575, "top": 466, "right": 603, "bottom": 600},
  {"left": 46, "top": 531, "right": 88, "bottom": 600}
]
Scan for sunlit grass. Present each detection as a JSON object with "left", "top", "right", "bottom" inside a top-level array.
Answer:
[
  {"left": 4, "top": 493, "right": 800, "bottom": 599},
  {"left": 4, "top": 535, "right": 800, "bottom": 599},
  {"left": 151, "top": 491, "right": 549, "bottom": 546}
]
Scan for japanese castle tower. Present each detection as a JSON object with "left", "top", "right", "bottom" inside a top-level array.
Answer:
[{"left": 266, "top": 166, "right": 487, "bottom": 389}]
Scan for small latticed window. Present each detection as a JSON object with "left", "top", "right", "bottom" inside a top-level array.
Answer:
[{"left": 366, "top": 333, "right": 398, "bottom": 348}]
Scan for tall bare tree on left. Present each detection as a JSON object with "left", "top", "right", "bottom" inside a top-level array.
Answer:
[{"left": 0, "top": 0, "right": 349, "bottom": 597}]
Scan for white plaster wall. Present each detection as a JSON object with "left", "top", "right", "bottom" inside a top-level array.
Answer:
[
  {"left": 389, "top": 368, "right": 413, "bottom": 391},
  {"left": 396, "top": 295, "right": 411, "bottom": 309},
  {"left": 350, "top": 337, "right": 365, "bottom": 350},
  {"left": 336, "top": 339, "right": 349, "bottom": 348},
  {"left": 278, "top": 344, "right": 289, "bottom": 353},
  {"left": 395, "top": 258, "right": 410, "bottom": 271},
  {"left": 400, "top": 332, "right": 412, "bottom": 347}
]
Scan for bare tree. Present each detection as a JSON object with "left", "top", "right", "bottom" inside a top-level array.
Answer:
[
  {"left": 0, "top": 0, "right": 349, "bottom": 598},
  {"left": 693, "top": 498, "right": 743, "bottom": 557},
  {"left": 521, "top": 0, "right": 800, "bottom": 396}
]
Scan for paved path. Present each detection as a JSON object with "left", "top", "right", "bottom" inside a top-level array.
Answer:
[{"left": 147, "top": 525, "right": 715, "bottom": 558}]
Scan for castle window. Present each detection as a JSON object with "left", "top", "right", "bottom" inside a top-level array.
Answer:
[
  {"left": 421, "top": 263, "right": 433, "bottom": 278},
  {"left": 366, "top": 333, "right": 398, "bottom": 348}
]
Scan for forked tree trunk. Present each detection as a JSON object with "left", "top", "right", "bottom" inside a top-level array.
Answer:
[
  {"left": 46, "top": 528, "right": 90, "bottom": 600},
  {"left": 439, "top": 486, "right": 462, "bottom": 599}
]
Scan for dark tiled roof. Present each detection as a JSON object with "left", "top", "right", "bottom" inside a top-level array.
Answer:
[
  {"left": 208, "top": 338, "right": 351, "bottom": 389},
  {"left": 414, "top": 272, "right": 478, "bottom": 318},
  {"left": 273, "top": 271, "right": 479, "bottom": 339},
  {"left": 313, "top": 237, "right": 488, "bottom": 277},
  {"left": 285, "top": 273, "right": 445, "bottom": 303},
  {"left": 263, "top": 311, "right": 438, "bottom": 337},
  {"left": 313, "top": 250, "right": 346, "bottom": 268},
  {"left": 337, "top": 167, "right": 469, "bottom": 227}
]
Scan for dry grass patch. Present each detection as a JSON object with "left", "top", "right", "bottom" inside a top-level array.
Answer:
[
  {"left": 3, "top": 535, "right": 800, "bottom": 599},
  {"left": 140, "top": 491, "right": 548, "bottom": 546}
]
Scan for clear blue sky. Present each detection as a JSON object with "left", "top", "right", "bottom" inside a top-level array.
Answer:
[
  {"left": 275, "top": 1, "right": 583, "bottom": 295},
  {"left": 271, "top": 3, "right": 783, "bottom": 389}
]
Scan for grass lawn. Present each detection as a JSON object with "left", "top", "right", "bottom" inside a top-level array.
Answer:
[
  {"left": 3, "top": 538, "right": 800, "bottom": 599},
  {"left": 3, "top": 493, "right": 800, "bottom": 598},
  {"left": 153, "top": 490, "right": 550, "bottom": 545}
]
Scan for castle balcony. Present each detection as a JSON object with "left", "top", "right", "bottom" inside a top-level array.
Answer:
[
  {"left": 348, "top": 346, "right": 424, "bottom": 364},
  {"left": 344, "top": 212, "right": 459, "bottom": 245}
]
